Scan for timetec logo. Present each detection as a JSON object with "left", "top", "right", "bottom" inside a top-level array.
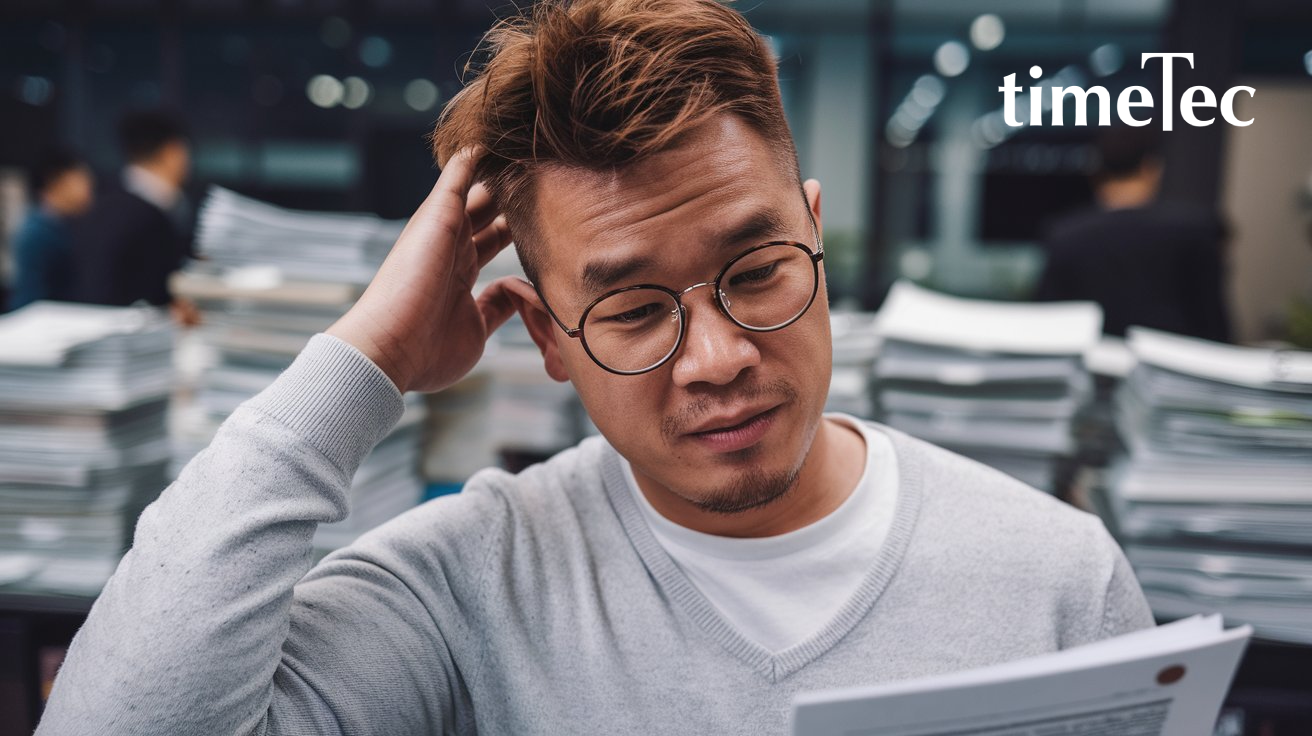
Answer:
[{"left": 999, "top": 53, "right": 1255, "bottom": 130}]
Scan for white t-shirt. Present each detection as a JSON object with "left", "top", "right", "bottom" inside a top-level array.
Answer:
[{"left": 620, "top": 414, "right": 898, "bottom": 653}]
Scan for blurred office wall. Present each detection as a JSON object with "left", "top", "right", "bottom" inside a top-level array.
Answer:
[{"left": 1222, "top": 85, "right": 1312, "bottom": 343}]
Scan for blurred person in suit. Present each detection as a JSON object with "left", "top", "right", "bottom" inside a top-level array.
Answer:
[
  {"left": 73, "top": 110, "right": 199, "bottom": 325},
  {"left": 1033, "top": 127, "right": 1231, "bottom": 342},
  {"left": 6, "top": 147, "right": 94, "bottom": 311}
]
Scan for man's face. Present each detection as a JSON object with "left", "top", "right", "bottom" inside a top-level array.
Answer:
[
  {"left": 48, "top": 165, "right": 94, "bottom": 216},
  {"left": 525, "top": 114, "right": 831, "bottom": 513},
  {"left": 160, "top": 140, "right": 191, "bottom": 187}
]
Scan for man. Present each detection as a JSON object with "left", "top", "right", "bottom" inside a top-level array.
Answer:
[
  {"left": 72, "top": 109, "right": 199, "bottom": 324},
  {"left": 6, "top": 147, "right": 93, "bottom": 310},
  {"left": 1033, "top": 126, "right": 1232, "bottom": 342},
  {"left": 40, "top": 2, "right": 1151, "bottom": 733}
]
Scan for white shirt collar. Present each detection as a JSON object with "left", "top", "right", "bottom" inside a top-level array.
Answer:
[{"left": 123, "top": 164, "right": 180, "bottom": 212}]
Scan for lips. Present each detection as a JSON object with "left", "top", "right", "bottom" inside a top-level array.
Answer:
[
  {"left": 685, "top": 404, "right": 781, "bottom": 454},
  {"left": 686, "top": 404, "right": 779, "bottom": 435}
]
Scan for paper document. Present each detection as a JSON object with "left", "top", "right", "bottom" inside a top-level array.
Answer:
[
  {"left": 791, "top": 615, "right": 1249, "bottom": 736},
  {"left": 875, "top": 280, "right": 1102, "bottom": 355}
]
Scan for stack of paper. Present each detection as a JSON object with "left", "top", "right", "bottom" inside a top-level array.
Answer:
[
  {"left": 0, "top": 302, "right": 174, "bottom": 595},
  {"left": 417, "top": 322, "right": 585, "bottom": 484},
  {"left": 871, "top": 281, "right": 1101, "bottom": 492},
  {"left": 195, "top": 186, "right": 405, "bottom": 285},
  {"left": 1072, "top": 335, "right": 1138, "bottom": 474},
  {"left": 827, "top": 311, "right": 881, "bottom": 418},
  {"left": 175, "top": 188, "right": 426, "bottom": 553},
  {"left": 480, "top": 330, "right": 587, "bottom": 455},
  {"left": 1106, "top": 328, "right": 1312, "bottom": 644}
]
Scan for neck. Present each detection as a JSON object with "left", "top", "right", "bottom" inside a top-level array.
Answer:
[
  {"left": 1097, "top": 177, "right": 1156, "bottom": 210},
  {"left": 633, "top": 416, "right": 865, "bottom": 538}
]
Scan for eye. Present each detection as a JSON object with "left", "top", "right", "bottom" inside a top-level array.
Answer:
[
  {"left": 728, "top": 260, "right": 779, "bottom": 287},
  {"left": 599, "top": 302, "right": 664, "bottom": 325}
]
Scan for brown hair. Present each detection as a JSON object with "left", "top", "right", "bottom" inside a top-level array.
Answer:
[{"left": 430, "top": 0, "right": 798, "bottom": 281}]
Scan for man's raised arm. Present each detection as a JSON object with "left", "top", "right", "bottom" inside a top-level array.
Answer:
[{"left": 38, "top": 151, "right": 519, "bottom": 735}]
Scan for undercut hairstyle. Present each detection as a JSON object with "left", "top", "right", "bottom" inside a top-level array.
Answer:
[
  {"left": 430, "top": 0, "right": 799, "bottom": 283},
  {"left": 117, "top": 110, "right": 188, "bottom": 164}
]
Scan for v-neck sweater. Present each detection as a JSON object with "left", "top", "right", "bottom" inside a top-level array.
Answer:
[{"left": 40, "top": 334, "right": 1154, "bottom": 736}]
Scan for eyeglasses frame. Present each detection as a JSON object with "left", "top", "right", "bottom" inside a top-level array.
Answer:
[{"left": 533, "top": 232, "right": 825, "bottom": 376}]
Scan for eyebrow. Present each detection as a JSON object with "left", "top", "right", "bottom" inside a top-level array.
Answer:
[{"left": 578, "top": 208, "right": 796, "bottom": 297}]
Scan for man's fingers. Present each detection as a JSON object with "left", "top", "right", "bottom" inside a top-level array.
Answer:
[
  {"left": 411, "top": 148, "right": 482, "bottom": 238},
  {"left": 476, "top": 277, "right": 519, "bottom": 334},
  {"left": 473, "top": 215, "right": 514, "bottom": 269},
  {"left": 436, "top": 147, "right": 481, "bottom": 198},
  {"left": 466, "top": 182, "right": 500, "bottom": 233}
]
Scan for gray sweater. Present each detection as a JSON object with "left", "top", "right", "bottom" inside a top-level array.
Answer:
[{"left": 38, "top": 334, "right": 1153, "bottom": 735}]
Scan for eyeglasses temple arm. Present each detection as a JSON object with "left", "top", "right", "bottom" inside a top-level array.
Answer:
[
  {"left": 806, "top": 207, "right": 824, "bottom": 260},
  {"left": 530, "top": 282, "right": 583, "bottom": 338}
]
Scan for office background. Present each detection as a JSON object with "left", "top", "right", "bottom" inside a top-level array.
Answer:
[
  {"left": 0, "top": 0, "right": 1310, "bottom": 733},
  {"left": 3, "top": 0, "right": 1310, "bottom": 335}
]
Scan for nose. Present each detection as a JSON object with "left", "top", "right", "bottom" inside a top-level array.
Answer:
[{"left": 669, "top": 283, "right": 761, "bottom": 388}]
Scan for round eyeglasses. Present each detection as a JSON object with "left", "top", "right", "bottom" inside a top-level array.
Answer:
[{"left": 536, "top": 239, "right": 824, "bottom": 375}]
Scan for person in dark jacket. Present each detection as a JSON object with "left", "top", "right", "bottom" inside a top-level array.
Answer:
[
  {"left": 73, "top": 110, "right": 198, "bottom": 324},
  {"left": 1033, "top": 127, "right": 1231, "bottom": 342},
  {"left": 6, "top": 148, "right": 94, "bottom": 311}
]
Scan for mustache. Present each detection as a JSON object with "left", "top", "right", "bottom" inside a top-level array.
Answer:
[{"left": 660, "top": 378, "right": 798, "bottom": 440}]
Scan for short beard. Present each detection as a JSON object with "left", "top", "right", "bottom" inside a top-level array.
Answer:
[{"left": 688, "top": 460, "right": 803, "bottom": 515}]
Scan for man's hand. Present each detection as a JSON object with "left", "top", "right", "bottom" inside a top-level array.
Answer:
[
  {"left": 170, "top": 297, "right": 203, "bottom": 328},
  {"left": 326, "top": 149, "right": 517, "bottom": 393}
]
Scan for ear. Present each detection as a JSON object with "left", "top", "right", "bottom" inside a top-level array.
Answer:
[
  {"left": 803, "top": 178, "right": 823, "bottom": 240},
  {"left": 501, "top": 278, "right": 571, "bottom": 383}
]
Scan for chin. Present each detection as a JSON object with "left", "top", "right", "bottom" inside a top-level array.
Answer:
[
  {"left": 669, "top": 447, "right": 806, "bottom": 515},
  {"left": 695, "top": 468, "right": 800, "bottom": 515}
]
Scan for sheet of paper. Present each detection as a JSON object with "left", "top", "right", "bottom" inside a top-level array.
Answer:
[{"left": 791, "top": 616, "right": 1250, "bottom": 736}]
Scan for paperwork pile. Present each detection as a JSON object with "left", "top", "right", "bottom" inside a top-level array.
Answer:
[
  {"left": 0, "top": 302, "right": 173, "bottom": 595},
  {"left": 871, "top": 281, "right": 1100, "bottom": 492},
  {"left": 1106, "top": 328, "right": 1312, "bottom": 644},
  {"left": 792, "top": 615, "right": 1249, "bottom": 736},
  {"left": 827, "top": 311, "right": 881, "bottom": 418},
  {"left": 176, "top": 187, "right": 424, "bottom": 553},
  {"left": 1075, "top": 336, "right": 1138, "bottom": 472},
  {"left": 195, "top": 186, "right": 405, "bottom": 285}
]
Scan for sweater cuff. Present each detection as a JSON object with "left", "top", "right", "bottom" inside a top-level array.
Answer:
[{"left": 245, "top": 333, "right": 405, "bottom": 476}]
